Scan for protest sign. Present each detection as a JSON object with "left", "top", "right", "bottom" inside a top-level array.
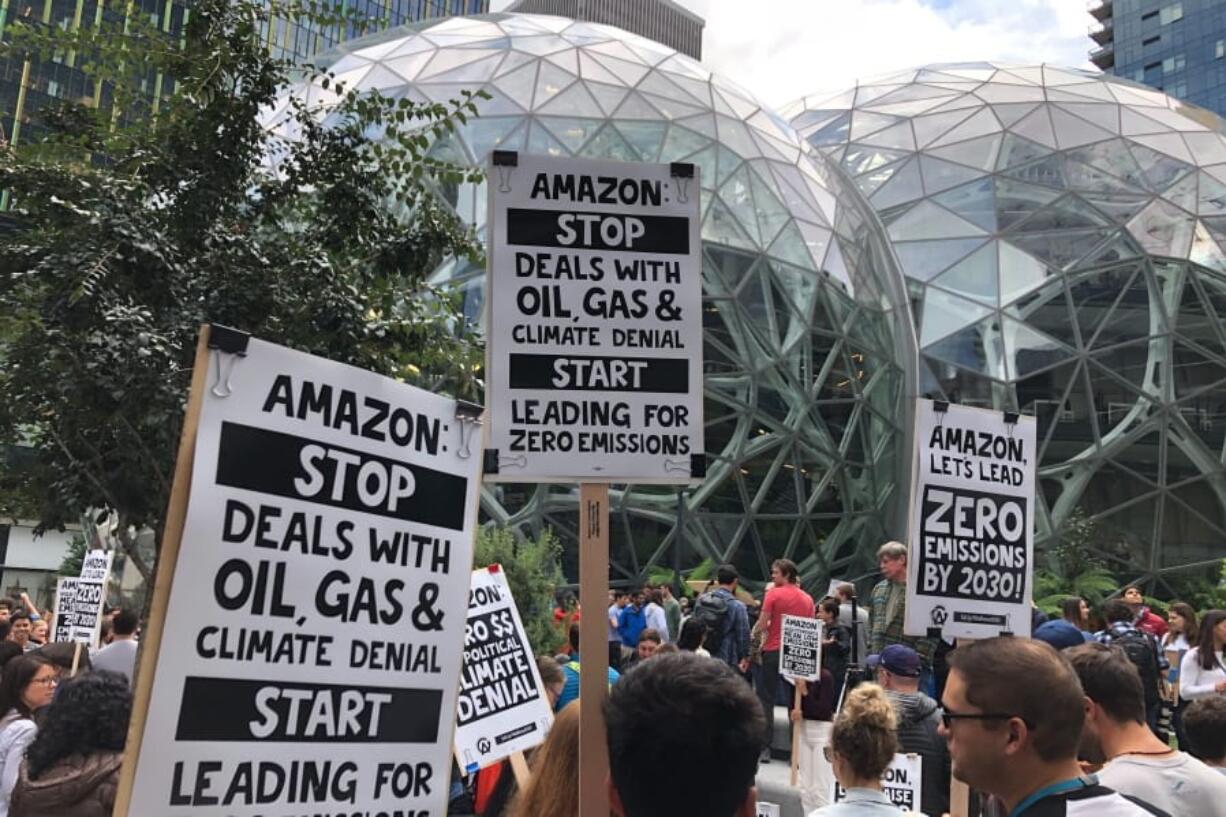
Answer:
[
  {"left": 756, "top": 803, "right": 781, "bottom": 817},
  {"left": 905, "top": 400, "right": 1037, "bottom": 639},
  {"left": 454, "top": 565, "right": 553, "bottom": 772},
  {"left": 779, "top": 615, "right": 822, "bottom": 681},
  {"left": 52, "top": 577, "right": 78, "bottom": 644},
  {"left": 58, "top": 549, "right": 112, "bottom": 645},
  {"left": 115, "top": 330, "right": 482, "bottom": 817},
  {"left": 484, "top": 152, "right": 703, "bottom": 483},
  {"left": 833, "top": 753, "right": 922, "bottom": 812}
]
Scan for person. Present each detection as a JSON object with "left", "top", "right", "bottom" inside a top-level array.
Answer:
[
  {"left": 1032, "top": 618, "right": 1087, "bottom": 651},
  {"left": 1094, "top": 599, "right": 1167, "bottom": 734},
  {"left": 26, "top": 621, "right": 45, "bottom": 649},
  {"left": 1062, "top": 596, "right": 1093, "bottom": 639},
  {"left": 90, "top": 609, "right": 138, "bottom": 686},
  {"left": 1161, "top": 602, "right": 1196, "bottom": 748},
  {"left": 789, "top": 668, "right": 836, "bottom": 814},
  {"left": 691, "top": 564, "right": 750, "bottom": 673},
  {"left": 32, "top": 644, "right": 91, "bottom": 676},
  {"left": 625, "top": 628, "right": 662, "bottom": 669},
  {"left": 1067, "top": 642, "right": 1226, "bottom": 814},
  {"left": 868, "top": 542, "right": 936, "bottom": 695},
  {"left": 1178, "top": 609, "right": 1226, "bottom": 702},
  {"left": 5, "top": 615, "right": 31, "bottom": 653},
  {"left": 617, "top": 592, "right": 647, "bottom": 657},
  {"left": 0, "top": 645, "right": 20, "bottom": 674},
  {"left": 642, "top": 589, "right": 669, "bottom": 642},
  {"left": 807, "top": 683, "right": 898, "bottom": 816},
  {"left": 9, "top": 670, "right": 131, "bottom": 817},
  {"left": 0, "top": 655, "right": 57, "bottom": 817},
  {"left": 536, "top": 655, "right": 565, "bottom": 711},
  {"left": 871, "top": 644, "right": 950, "bottom": 817},
  {"left": 607, "top": 591, "right": 627, "bottom": 671},
  {"left": 473, "top": 662, "right": 562, "bottom": 817},
  {"left": 752, "top": 558, "right": 814, "bottom": 760},
  {"left": 939, "top": 637, "right": 1167, "bottom": 816},
  {"left": 660, "top": 584, "right": 681, "bottom": 644},
  {"left": 834, "top": 582, "right": 869, "bottom": 663},
  {"left": 817, "top": 597, "right": 851, "bottom": 699},
  {"left": 605, "top": 652, "right": 763, "bottom": 817},
  {"left": 1182, "top": 696, "right": 1226, "bottom": 771},
  {"left": 1121, "top": 587, "right": 1168, "bottom": 639},
  {"left": 676, "top": 618, "right": 709, "bottom": 656},
  {"left": 506, "top": 701, "right": 579, "bottom": 817},
  {"left": 0, "top": 602, "right": 11, "bottom": 625},
  {"left": 555, "top": 624, "right": 619, "bottom": 713}
]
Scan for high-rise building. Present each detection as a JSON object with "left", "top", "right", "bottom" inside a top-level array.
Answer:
[
  {"left": 1090, "top": 0, "right": 1226, "bottom": 117},
  {"left": 506, "top": 0, "right": 703, "bottom": 59},
  {"left": 0, "top": 0, "right": 487, "bottom": 150}
]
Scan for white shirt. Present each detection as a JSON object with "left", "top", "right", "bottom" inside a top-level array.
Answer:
[
  {"left": 644, "top": 602, "right": 669, "bottom": 641},
  {"left": 1179, "top": 647, "right": 1226, "bottom": 700},
  {"left": 0, "top": 713, "right": 35, "bottom": 817},
  {"left": 1099, "top": 751, "right": 1226, "bottom": 816},
  {"left": 92, "top": 638, "right": 139, "bottom": 686}
]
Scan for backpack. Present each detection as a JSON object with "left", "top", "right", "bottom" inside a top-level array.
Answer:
[
  {"left": 691, "top": 589, "right": 730, "bottom": 654},
  {"left": 1112, "top": 629, "right": 1162, "bottom": 706}
]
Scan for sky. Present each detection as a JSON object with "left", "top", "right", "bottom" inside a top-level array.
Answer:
[{"left": 488, "top": 0, "right": 1096, "bottom": 107}]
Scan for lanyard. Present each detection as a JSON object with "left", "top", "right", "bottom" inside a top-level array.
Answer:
[{"left": 1009, "top": 775, "right": 1096, "bottom": 817}]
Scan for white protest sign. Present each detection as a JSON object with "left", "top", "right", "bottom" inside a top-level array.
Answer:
[
  {"left": 832, "top": 753, "right": 922, "bottom": 812},
  {"left": 123, "top": 336, "right": 482, "bottom": 817},
  {"left": 454, "top": 565, "right": 553, "bottom": 772},
  {"left": 485, "top": 152, "right": 704, "bottom": 483},
  {"left": 780, "top": 615, "right": 822, "bottom": 681},
  {"left": 68, "top": 549, "right": 112, "bottom": 645},
  {"left": 756, "top": 803, "right": 781, "bottom": 817},
  {"left": 52, "top": 577, "right": 78, "bottom": 644},
  {"left": 905, "top": 400, "right": 1037, "bottom": 639}
]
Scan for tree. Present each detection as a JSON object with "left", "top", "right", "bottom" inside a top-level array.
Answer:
[
  {"left": 472, "top": 526, "right": 566, "bottom": 656},
  {"left": 0, "top": 0, "right": 484, "bottom": 580},
  {"left": 1034, "top": 509, "right": 1119, "bottom": 617}
]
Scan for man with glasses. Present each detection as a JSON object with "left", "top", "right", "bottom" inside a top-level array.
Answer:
[{"left": 939, "top": 638, "right": 1168, "bottom": 816}]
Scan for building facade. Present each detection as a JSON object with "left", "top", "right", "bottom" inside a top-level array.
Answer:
[
  {"left": 1091, "top": 0, "right": 1226, "bottom": 118},
  {"left": 506, "top": 0, "right": 703, "bottom": 59}
]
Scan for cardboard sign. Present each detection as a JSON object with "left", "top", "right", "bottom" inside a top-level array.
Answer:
[
  {"left": 485, "top": 152, "right": 704, "bottom": 483},
  {"left": 832, "top": 753, "right": 922, "bottom": 811},
  {"left": 780, "top": 615, "right": 822, "bottom": 681},
  {"left": 454, "top": 566, "right": 553, "bottom": 772},
  {"left": 52, "top": 577, "right": 78, "bottom": 644},
  {"left": 61, "top": 549, "right": 112, "bottom": 645},
  {"left": 756, "top": 803, "right": 781, "bottom": 817},
  {"left": 905, "top": 400, "right": 1037, "bottom": 639},
  {"left": 120, "top": 336, "right": 482, "bottom": 817}
]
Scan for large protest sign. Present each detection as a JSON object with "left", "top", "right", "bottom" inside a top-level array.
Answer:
[
  {"left": 52, "top": 577, "right": 78, "bottom": 644},
  {"left": 780, "top": 615, "right": 822, "bottom": 681},
  {"left": 485, "top": 152, "right": 703, "bottom": 483},
  {"left": 116, "top": 331, "right": 482, "bottom": 817},
  {"left": 53, "top": 549, "right": 112, "bottom": 645},
  {"left": 455, "top": 565, "right": 553, "bottom": 772},
  {"left": 905, "top": 400, "right": 1037, "bottom": 639},
  {"left": 832, "top": 754, "right": 922, "bottom": 811}
]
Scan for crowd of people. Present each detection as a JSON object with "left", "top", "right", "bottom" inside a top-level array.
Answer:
[{"left": 464, "top": 544, "right": 1226, "bottom": 817}]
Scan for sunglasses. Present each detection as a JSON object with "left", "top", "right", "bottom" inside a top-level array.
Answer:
[{"left": 940, "top": 707, "right": 1032, "bottom": 730}]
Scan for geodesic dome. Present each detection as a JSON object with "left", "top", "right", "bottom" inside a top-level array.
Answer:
[
  {"left": 787, "top": 64, "right": 1226, "bottom": 589},
  {"left": 268, "top": 13, "right": 914, "bottom": 587}
]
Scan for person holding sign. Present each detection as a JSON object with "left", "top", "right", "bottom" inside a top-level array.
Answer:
[
  {"left": 752, "top": 559, "right": 814, "bottom": 760},
  {"left": 808, "top": 684, "right": 901, "bottom": 816}
]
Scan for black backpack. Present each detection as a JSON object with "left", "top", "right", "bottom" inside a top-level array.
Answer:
[
  {"left": 691, "top": 590, "right": 730, "bottom": 654},
  {"left": 1112, "top": 629, "right": 1162, "bottom": 706}
]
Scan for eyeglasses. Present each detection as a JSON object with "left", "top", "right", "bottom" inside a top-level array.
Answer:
[
  {"left": 940, "top": 707, "right": 1031, "bottom": 730},
  {"left": 30, "top": 676, "right": 58, "bottom": 687}
]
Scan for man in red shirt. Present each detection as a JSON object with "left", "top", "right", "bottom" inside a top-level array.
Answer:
[{"left": 751, "top": 558, "right": 815, "bottom": 761}]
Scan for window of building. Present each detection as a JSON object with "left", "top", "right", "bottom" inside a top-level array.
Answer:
[
  {"left": 1142, "top": 9, "right": 1159, "bottom": 20},
  {"left": 1160, "top": 2, "right": 1183, "bottom": 24},
  {"left": 1217, "top": 39, "right": 1225, "bottom": 59},
  {"left": 1172, "top": 80, "right": 1188, "bottom": 98},
  {"left": 1144, "top": 35, "right": 1161, "bottom": 46},
  {"left": 1134, "top": 69, "right": 1147, "bottom": 81},
  {"left": 1164, "top": 53, "right": 1186, "bottom": 72}
]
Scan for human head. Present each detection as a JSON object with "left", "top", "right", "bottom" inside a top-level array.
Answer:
[
  {"left": 536, "top": 656, "right": 565, "bottom": 711},
  {"left": 877, "top": 541, "right": 908, "bottom": 583},
  {"left": 1061, "top": 597, "right": 1088, "bottom": 629},
  {"left": 636, "top": 629, "right": 661, "bottom": 661},
  {"left": 717, "top": 564, "right": 739, "bottom": 588},
  {"left": 1032, "top": 620, "right": 1086, "bottom": 652},
  {"left": 817, "top": 598, "right": 839, "bottom": 624},
  {"left": 8, "top": 611, "right": 31, "bottom": 646},
  {"left": 1065, "top": 642, "right": 1144, "bottom": 764},
  {"left": 24, "top": 670, "right": 132, "bottom": 779},
  {"left": 660, "top": 584, "right": 673, "bottom": 599},
  {"left": 0, "top": 599, "right": 12, "bottom": 622},
  {"left": 509, "top": 700, "right": 580, "bottom": 817},
  {"left": 0, "top": 642, "right": 23, "bottom": 671},
  {"left": 97, "top": 616, "right": 113, "bottom": 646},
  {"left": 1121, "top": 586, "right": 1144, "bottom": 609},
  {"left": 0, "top": 654, "right": 57, "bottom": 717},
  {"left": 654, "top": 642, "right": 679, "bottom": 655},
  {"left": 112, "top": 608, "right": 139, "bottom": 638},
  {"left": 1195, "top": 609, "right": 1226, "bottom": 669},
  {"left": 769, "top": 559, "right": 798, "bottom": 587},
  {"left": 1102, "top": 599, "right": 1133, "bottom": 625},
  {"left": 631, "top": 590, "right": 645, "bottom": 607},
  {"left": 606, "top": 653, "right": 762, "bottom": 817},
  {"left": 940, "top": 638, "right": 1084, "bottom": 796},
  {"left": 1167, "top": 602, "right": 1196, "bottom": 637},
  {"left": 677, "top": 618, "right": 707, "bottom": 652},
  {"left": 829, "top": 684, "right": 897, "bottom": 785},
  {"left": 835, "top": 582, "right": 856, "bottom": 603},
  {"left": 1183, "top": 695, "right": 1226, "bottom": 766},
  {"left": 30, "top": 619, "right": 47, "bottom": 644},
  {"left": 870, "top": 645, "right": 921, "bottom": 691},
  {"left": 33, "top": 642, "right": 92, "bottom": 675}
]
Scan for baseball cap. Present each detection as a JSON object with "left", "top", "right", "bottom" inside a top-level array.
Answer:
[
  {"left": 1032, "top": 619, "right": 1087, "bottom": 651},
  {"left": 866, "top": 644, "right": 921, "bottom": 677}
]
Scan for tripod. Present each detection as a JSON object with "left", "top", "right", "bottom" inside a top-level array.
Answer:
[{"left": 835, "top": 592, "right": 865, "bottom": 713}]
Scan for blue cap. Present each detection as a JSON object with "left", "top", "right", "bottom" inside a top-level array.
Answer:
[{"left": 1033, "top": 619, "right": 1086, "bottom": 651}]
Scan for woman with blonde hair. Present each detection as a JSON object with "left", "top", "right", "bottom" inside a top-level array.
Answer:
[
  {"left": 809, "top": 683, "right": 903, "bottom": 816},
  {"left": 507, "top": 700, "right": 580, "bottom": 817}
]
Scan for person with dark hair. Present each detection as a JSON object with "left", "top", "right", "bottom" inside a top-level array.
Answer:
[
  {"left": 90, "top": 610, "right": 138, "bottom": 686},
  {"left": 659, "top": 584, "right": 681, "bottom": 646},
  {"left": 808, "top": 683, "right": 897, "bottom": 815},
  {"left": 606, "top": 652, "right": 763, "bottom": 817},
  {"left": 1094, "top": 599, "right": 1167, "bottom": 734},
  {"left": 607, "top": 591, "right": 628, "bottom": 672},
  {"left": 676, "top": 618, "right": 709, "bottom": 655},
  {"left": 940, "top": 638, "right": 1165, "bottom": 816},
  {"left": 1121, "top": 587, "right": 1168, "bottom": 638},
  {"left": 869, "top": 542, "right": 936, "bottom": 694},
  {"left": 555, "top": 623, "right": 618, "bottom": 713},
  {"left": 642, "top": 588, "right": 669, "bottom": 642},
  {"left": 627, "top": 628, "right": 662, "bottom": 668},
  {"left": 1067, "top": 642, "right": 1226, "bottom": 814},
  {"left": 9, "top": 671, "right": 132, "bottom": 817},
  {"left": 1062, "top": 596, "right": 1093, "bottom": 638},
  {"left": 5, "top": 615, "right": 30, "bottom": 653},
  {"left": 751, "top": 557, "right": 814, "bottom": 760},
  {"left": 0, "top": 602, "right": 12, "bottom": 625},
  {"left": 1161, "top": 602, "right": 1197, "bottom": 748},
  {"left": 834, "top": 583, "right": 869, "bottom": 662},
  {"left": 0, "top": 654, "right": 57, "bottom": 816},
  {"left": 1179, "top": 609, "right": 1226, "bottom": 702},
  {"left": 0, "top": 645, "right": 22, "bottom": 673},
  {"left": 31, "top": 644, "right": 91, "bottom": 676},
  {"left": 1182, "top": 695, "right": 1226, "bottom": 771},
  {"left": 691, "top": 564, "right": 749, "bottom": 672},
  {"left": 617, "top": 591, "right": 647, "bottom": 656},
  {"left": 817, "top": 597, "right": 851, "bottom": 698}
]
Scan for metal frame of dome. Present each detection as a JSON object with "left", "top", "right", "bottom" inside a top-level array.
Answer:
[
  {"left": 788, "top": 63, "right": 1226, "bottom": 593},
  {"left": 267, "top": 13, "right": 916, "bottom": 589}
]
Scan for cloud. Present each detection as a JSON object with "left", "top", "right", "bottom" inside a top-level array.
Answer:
[{"left": 492, "top": 0, "right": 1096, "bottom": 108}]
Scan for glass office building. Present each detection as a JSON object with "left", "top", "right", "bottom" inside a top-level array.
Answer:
[{"left": 1091, "top": 0, "right": 1226, "bottom": 119}]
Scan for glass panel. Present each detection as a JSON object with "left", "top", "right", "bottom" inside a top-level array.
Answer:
[
  {"left": 869, "top": 157, "right": 925, "bottom": 209},
  {"left": 1011, "top": 106, "right": 1058, "bottom": 149},
  {"left": 886, "top": 200, "right": 987, "bottom": 241},
  {"left": 934, "top": 177, "right": 998, "bottom": 231},
  {"left": 894, "top": 238, "right": 990, "bottom": 282},
  {"left": 920, "top": 155, "right": 988, "bottom": 195},
  {"left": 920, "top": 289, "right": 993, "bottom": 345},
  {"left": 1050, "top": 106, "right": 1114, "bottom": 149},
  {"left": 930, "top": 241, "right": 1000, "bottom": 304},
  {"left": 1127, "top": 198, "right": 1196, "bottom": 258},
  {"left": 924, "top": 318, "right": 1008, "bottom": 380},
  {"left": 926, "top": 133, "right": 1002, "bottom": 172},
  {"left": 537, "top": 81, "right": 604, "bottom": 117}
]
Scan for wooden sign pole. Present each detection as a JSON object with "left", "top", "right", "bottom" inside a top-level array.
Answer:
[
  {"left": 790, "top": 682, "right": 803, "bottom": 786},
  {"left": 578, "top": 483, "right": 610, "bottom": 817}
]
